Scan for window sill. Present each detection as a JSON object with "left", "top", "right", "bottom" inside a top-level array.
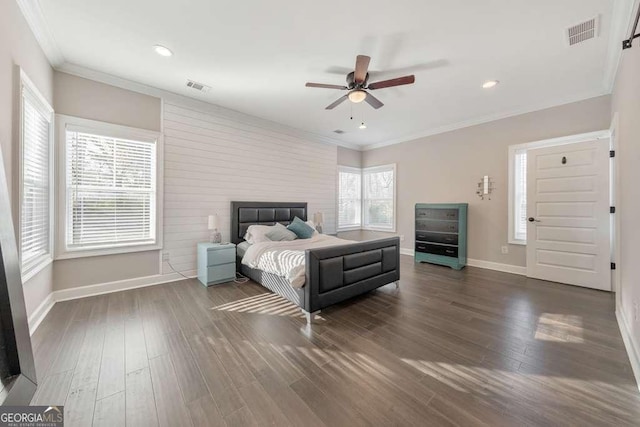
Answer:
[
  {"left": 508, "top": 239, "right": 526, "bottom": 246},
  {"left": 22, "top": 256, "right": 53, "bottom": 283},
  {"left": 362, "top": 226, "right": 396, "bottom": 233},
  {"left": 56, "top": 243, "right": 162, "bottom": 260},
  {"left": 337, "top": 226, "right": 363, "bottom": 232}
]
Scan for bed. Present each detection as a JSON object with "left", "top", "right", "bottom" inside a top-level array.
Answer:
[{"left": 231, "top": 201, "right": 400, "bottom": 324}]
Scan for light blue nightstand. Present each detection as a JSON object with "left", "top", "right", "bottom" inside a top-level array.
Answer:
[{"left": 197, "top": 243, "right": 236, "bottom": 286}]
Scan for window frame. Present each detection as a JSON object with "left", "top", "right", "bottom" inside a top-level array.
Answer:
[
  {"left": 362, "top": 164, "right": 397, "bottom": 232},
  {"left": 508, "top": 130, "right": 610, "bottom": 245},
  {"left": 56, "top": 115, "right": 163, "bottom": 259},
  {"left": 18, "top": 70, "right": 55, "bottom": 282},
  {"left": 336, "top": 163, "right": 397, "bottom": 233},
  {"left": 337, "top": 165, "right": 363, "bottom": 232}
]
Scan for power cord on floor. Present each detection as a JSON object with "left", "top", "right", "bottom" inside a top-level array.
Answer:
[
  {"left": 166, "top": 260, "right": 191, "bottom": 280},
  {"left": 167, "top": 258, "right": 249, "bottom": 284},
  {"left": 234, "top": 273, "right": 249, "bottom": 284}
]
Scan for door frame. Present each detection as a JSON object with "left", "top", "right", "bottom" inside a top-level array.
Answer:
[{"left": 509, "top": 130, "right": 616, "bottom": 287}]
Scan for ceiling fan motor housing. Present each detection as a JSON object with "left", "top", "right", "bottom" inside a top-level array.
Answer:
[{"left": 346, "top": 71, "right": 369, "bottom": 89}]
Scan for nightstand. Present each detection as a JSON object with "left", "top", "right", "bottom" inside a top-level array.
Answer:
[{"left": 197, "top": 243, "right": 236, "bottom": 286}]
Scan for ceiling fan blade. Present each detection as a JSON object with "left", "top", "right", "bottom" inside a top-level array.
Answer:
[
  {"left": 368, "top": 75, "right": 415, "bottom": 90},
  {"left": 364, "top": 92, "right": 384, "bottom": 109},
  {"left": 354, "top": 55, "right": 371, "bottom": 84},
  {"left": 325, "top": 95, "right": 349, "bottom": 110},
  {"left": 306, "top": 82, "right": 348, "bottom": 90}
]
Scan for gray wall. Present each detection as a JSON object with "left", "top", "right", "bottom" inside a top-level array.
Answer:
[
  {"left": 0, "top": 0, "right": 54, "bottom": 317},
  {"left": 337, "top": 146, "right": 362, "bottom": 168},
  {"left": 52, "top": 72, "right": 163, "bottom": 290},
  {"left": 361, "top": 95, "right": 612, "bottom": 267},
  {"left": 612, "top": 40, "right": 640, "bottom": 369}
]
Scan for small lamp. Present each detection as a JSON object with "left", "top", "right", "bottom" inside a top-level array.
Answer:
[
  {"left": 313, "top": 212, "right": 324, "bottom": 234},
  {"left": 208, "top": 214, "right": 222, "bottom": 244}
]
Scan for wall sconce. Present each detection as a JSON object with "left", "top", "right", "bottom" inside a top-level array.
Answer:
[{"left": 476, "top": 175, "right": 494, "bottom": 200}]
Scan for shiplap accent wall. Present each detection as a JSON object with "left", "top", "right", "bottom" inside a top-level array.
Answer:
[{"left": 162, "top": 101, "right": 338, "bottom": 275}]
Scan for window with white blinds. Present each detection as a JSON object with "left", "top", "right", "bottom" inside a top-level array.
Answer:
[
  {"left": 513, "top": 150, "right": 527, "bottom": 242},
  {"left": 20, "top": 73, "right": 54, "bottom": 280},
  {"left": 338, "top": 167, "right": 361, "bottom": 229},
  {"left": 63, "top": 125, "right": 158, "bottom": 253},
  {"left": 363, "top": 165, "right": 396, "bottom": 230},
  {"left": 337, "top": 164, "right": 396, "bottom": 232}
]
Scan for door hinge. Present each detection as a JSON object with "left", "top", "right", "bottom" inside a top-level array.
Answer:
[
  {"left": 610, "top": 206, "right": 616, "bottom": 214},
  {"left": 611, "top": 262, "right": 617, "bottom": 270},
  {"left": 610, "top": 150, "right": 616, "bottom": 158}
]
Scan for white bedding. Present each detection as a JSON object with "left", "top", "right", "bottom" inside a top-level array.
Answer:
[{"left": 241, "top": 234, "right": 355, "bottom": 288}]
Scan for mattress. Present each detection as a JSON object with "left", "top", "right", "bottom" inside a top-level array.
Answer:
[
  {"left": 236, "top": 241, "right": 251, "bottom": 257},
  {"left": 240, "top": 234, "right": 355, "bottom": 288}
]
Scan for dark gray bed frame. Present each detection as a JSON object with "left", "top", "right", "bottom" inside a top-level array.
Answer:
[{"left": 231, "top": 201, "right": 400, "bottom": 324}]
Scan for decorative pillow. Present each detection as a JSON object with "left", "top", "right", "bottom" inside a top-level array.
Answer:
[
  {"left": 265, "top": 223, "right": 298, "bottom": 241},
  {"left": 244, "top": 224, "right": 276, "bottom": 244},
  {"left": 287, "top": 217, "right": 315, "bottom": 239}
]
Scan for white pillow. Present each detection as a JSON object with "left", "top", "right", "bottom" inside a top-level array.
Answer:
[{"left": 244, "top": 224, "right": 276, "bottom": 244}]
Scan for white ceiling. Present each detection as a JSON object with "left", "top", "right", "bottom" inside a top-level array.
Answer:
[{"left": 31, "top": 0, "right": 627, "bottom": 148}]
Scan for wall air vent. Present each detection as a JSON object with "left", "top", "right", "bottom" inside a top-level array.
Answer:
[
  {"left": 186, "top": 79, "right": 211, "bottom": 93},
  {"left": 333, "top": 129, "right": 345, "bottom": 134},
  {"left": 566, "top": 17, "right": 599, "bottom": 46}
]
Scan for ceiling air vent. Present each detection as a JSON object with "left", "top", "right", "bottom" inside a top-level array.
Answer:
[
  {"left": 333, "top": 129, "right": 345, "bottom": 134},
  {"left": 566, "top": 17, "right": 599, "bottom": 46},
  {"left": 186, "top": 79, "right": 211, "bottom": 93}
]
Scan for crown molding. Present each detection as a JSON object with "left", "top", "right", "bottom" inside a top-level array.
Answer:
[
  {"left": 57, "top": 63, "right": 360, "bottom": 150},
  {"left": 16, "top": 0, "right": 65, "bottom": 67},
  {"left": 603, "top": 0, "right": 639, "bottom": 93},
  {"left": 360, "top": 88, "right": 610, "bottom": 151}
]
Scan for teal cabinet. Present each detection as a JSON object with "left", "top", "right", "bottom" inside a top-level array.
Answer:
[
  {"left": 197, "top": 243, "right": 236, "bottom": 286},
  {"left": 415, "top": 203, "right": 467, "bottom": 270}
]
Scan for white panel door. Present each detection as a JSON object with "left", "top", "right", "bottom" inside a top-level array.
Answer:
[{"left": 526, "top": 138, "right": 610, "bottom": 290}]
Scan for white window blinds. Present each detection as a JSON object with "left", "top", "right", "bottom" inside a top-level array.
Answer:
[
  {"left": 20, "top": 80, "right": 53, "bottom": 277},
  {"left": 363, "top": 165, "right": 395, "bottom": 230},
  {"left": 338, "top": 168, "right": 362, "bottom": 229},
  {"left": 65, "top": 129, "right": 157, "bottom": 250},
  {"left": 514, "top": 150, "right": 527, "bottom": 241}
]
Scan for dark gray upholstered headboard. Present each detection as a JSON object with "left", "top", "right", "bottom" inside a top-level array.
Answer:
[{"left": 230, "top": 202, "right": 307, "bottom": 245}]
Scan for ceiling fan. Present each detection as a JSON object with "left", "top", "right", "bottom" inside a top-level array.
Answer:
[{"left": 305, "top": 55, "right": 415, "bottom": 110}]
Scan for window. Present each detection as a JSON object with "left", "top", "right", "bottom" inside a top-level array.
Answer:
[
  {"left": 337, "top": 164, "right": 396, "bottom": 232},
  {"left": 513, "top": 149, "right": 527, "bottom": 242},
  {"left": 363, "top": 165, "right": 396, "bottom": 230},
  {"left": 19, "top": 71, "right": 54, "bottom": 281},
  {"left": 58, "top": 116, "right": 161, "bottom": 258},
  {"left": 338, "top": 167, "right": 362, "bottom": 229}
]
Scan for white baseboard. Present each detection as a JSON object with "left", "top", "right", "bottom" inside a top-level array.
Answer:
[
  {"left": 28, "top": 271, "right": 196, "bottom": 335},
  {"left": 28, "top": 293, "right": 55, "bottom": 336},
  {"left": 53, "top": 271, "right": 196, "bottom": 302},
  {"left": 616, "top": 308, "right": 640, "bottom": 392},
  {"left": 400, "top": 248, "right": 527, "bottom": 276}
]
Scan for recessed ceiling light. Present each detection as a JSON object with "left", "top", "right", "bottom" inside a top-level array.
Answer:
[
  {"left": 359, "top": 122, "right": 367, "bottom": 130},
  {"left": 153, "top": 45, "right": 173, "bottom": 57},
  {"left": 482, "top": 80, "right": 499, "bottom": 89}
]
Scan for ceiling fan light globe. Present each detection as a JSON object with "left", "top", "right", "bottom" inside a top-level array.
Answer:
[{"left": 348, "top": 90, "right": 367, "bottom": 103}]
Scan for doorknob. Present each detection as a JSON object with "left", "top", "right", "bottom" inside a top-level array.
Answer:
[{"left": 528, "top": 217, "right": 541, "bottom": 223}]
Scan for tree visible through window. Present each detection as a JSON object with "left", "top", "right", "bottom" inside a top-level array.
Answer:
[{"left": 338, "top": 167, "right": 361, "bottom": 229}]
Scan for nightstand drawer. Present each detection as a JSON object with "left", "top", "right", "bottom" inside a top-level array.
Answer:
[
  {"left": 206, "top": 263, "right": 235, "bottom": 284},
  {"left": 207, "top": 248, "right": 235, "bottom": 266}
]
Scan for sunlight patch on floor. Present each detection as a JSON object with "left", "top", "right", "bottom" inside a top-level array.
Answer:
[
  {"left": 534, "top": 313, "right": 584, "bottom": 343},
  {"left": 210, "top": 292, "right": 325, "bottom": 320}
]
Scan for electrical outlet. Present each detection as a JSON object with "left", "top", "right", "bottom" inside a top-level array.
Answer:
[
  {"left": 162, "top": 252, "right": 170, "bottom": 262},
  {"left": 501, "top": 245, "right": 509, "bottom": 254},
  {"left": 400, "top": 235, "right": 405, "bottom": 242}
]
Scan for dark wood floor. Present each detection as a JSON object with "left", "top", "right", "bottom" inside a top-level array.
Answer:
[{"left": 31, "top": 255, "right": 640, "bottom": 426}]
